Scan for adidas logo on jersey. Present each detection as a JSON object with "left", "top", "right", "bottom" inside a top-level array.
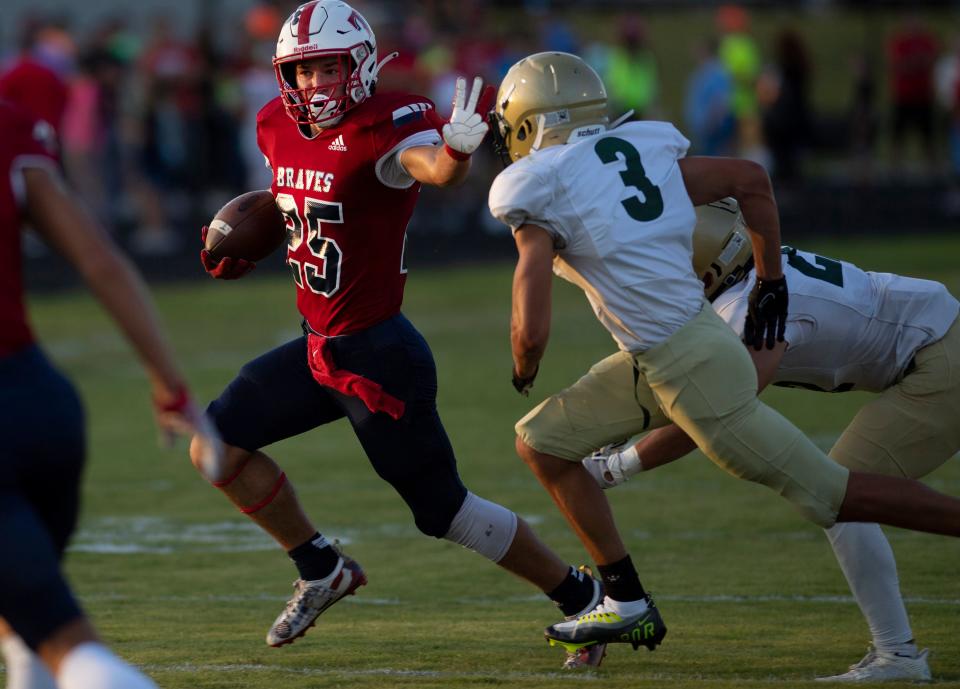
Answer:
[{"left": 328, "top": 135, "right": 348, "bottom": 152}]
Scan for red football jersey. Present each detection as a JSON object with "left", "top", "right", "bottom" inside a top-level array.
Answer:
[
  {"left": 257, "top": 92, "right": 440, "bottom": 336},
  {"left": 0, "top": 101, "right": 59, "bottom": 357},
  {"left": 0, "top": 59, "right": 69, "bottom": 132}
]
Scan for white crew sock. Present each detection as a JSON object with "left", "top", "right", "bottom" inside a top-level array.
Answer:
[
  {"left": 825, "top": 522, "right": 915, "bottom": 651},
  {"left": 0, "top": 634, "right": 57, "bottom": 689},
  {"left": 56, "top": 643, "right": 157, "bottom": 689}
]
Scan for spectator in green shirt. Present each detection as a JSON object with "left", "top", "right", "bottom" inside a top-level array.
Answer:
[{"left": 605, "top": 18, "right": 658, "bottom": 119}]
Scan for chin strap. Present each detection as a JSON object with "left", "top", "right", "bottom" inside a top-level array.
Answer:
[
  {"left": 609, "top": 110, "right": 636, "bottom": 129},
  {"left": 371, "top": 51, "right": 398, "bottom": 81}
]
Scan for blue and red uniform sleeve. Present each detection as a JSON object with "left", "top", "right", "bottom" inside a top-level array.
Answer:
[{"left": 367, "top": 94, "right": 441, "bottom": 160}]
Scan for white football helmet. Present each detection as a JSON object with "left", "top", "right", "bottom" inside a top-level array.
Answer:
[
  {"left": 693, "top": 198, "right": 754, "bottom": 300},
  {"left": 273, "top": 1, "right": 393, "bottom": 128}
]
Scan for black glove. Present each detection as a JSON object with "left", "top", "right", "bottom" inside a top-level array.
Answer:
[
  {"left": 512, "top": 365, "right": 539, "bottom": 396},
  {"left": 744, "top": 277, "right": 788, "bottom": 350}
]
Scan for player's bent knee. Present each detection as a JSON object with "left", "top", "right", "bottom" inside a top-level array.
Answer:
[
  {"left": 188, "top": 435, "right": 208, "bottom": 472},
  {"left": 514, "top": 400, "right": 585, "bottom": 462},
  {"left": 189, "top": 439, "right": 252, "bottom": 487},
  {"left": 443, "top": 492, "right": 518, "bottom": 563},
  {"left": 515, "top": 410, "right": 549, "bottom": 460},
  {"left": 412, "top": 514, "right": 452, "bottom": 539},
  {"left": 514, "top": 434, "right": 536, "bottom": 463},
  {"left": 783, "top": 487, "right": 839, "bottom": 528},
  {"left": 514, "top": 424, "right": 560, "bottom": 467},
  {"left": 196, "top": 447, "right": 287, "bottom": 515},
  {"left": 406, "top": 489, "right": 463, "bottom": 538}
]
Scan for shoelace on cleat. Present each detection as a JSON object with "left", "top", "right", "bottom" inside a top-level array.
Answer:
[{"left": 578, "top": 610, "right": 623, "bottom": 624}]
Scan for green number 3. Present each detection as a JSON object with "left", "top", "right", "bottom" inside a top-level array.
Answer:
[{"left": 594, "top": 137, "right": 664, "bottom": 222}]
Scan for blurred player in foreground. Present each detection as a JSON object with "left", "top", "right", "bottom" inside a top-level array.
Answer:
[
  {"left": 488, "top": 51, "right": 960, "bottom": 661},
  {"left": 582, "top": 199, "right": 958, "bottom": 682},
  {"left": 0, "top": 99, "right": 217, "bottom": 688},
  {"left": 191, "top": 1, "right": 603, "bottom": 662}
]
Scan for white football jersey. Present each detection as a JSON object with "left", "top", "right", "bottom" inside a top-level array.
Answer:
[
  {"left": 713, "top": 247, "right": 960, "bottom": 392},
  {"left": 488, "top": 121, "right": 703, "bottom": 352}
]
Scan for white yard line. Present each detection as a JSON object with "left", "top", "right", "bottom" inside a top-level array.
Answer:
[
  {"left": 130, "top": 663, "right": 960, "bottom": 685},
  {"left": 4, "top": 662, "right": 960, "bottom": 685}
]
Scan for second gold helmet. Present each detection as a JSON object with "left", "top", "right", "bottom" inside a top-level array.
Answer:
[{"left": 693, "top": 198, "right": 754, "bottom": 300}]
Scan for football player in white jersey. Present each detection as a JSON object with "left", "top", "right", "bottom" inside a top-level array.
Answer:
[
  {"left": 487, "top": 51, "right": 960, "bottom": 666},
  {"left": 581, "top": 199, "right": 959, "bottom": 682}
]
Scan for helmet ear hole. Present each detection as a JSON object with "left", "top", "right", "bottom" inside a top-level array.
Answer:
[{"left": 516, "top": 120, "right": 532, "bottom": 142}]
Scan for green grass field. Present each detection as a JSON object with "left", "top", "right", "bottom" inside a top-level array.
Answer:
[{"left": 10, "top": 235, "right": 960, "bottom": 688}]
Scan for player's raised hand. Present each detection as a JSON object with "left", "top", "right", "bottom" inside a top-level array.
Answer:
[
  {"left": 152, "top": 382, "right": 227, "bottom": 483},
  {"left": 744, "top": 276, "right": 788, "bottom": 350},
  {"left": 428, "top": 76, "right": 496, "bottom": 160},
  {"left": 199, "top": 225, "right": 256, "bottom": 280}
]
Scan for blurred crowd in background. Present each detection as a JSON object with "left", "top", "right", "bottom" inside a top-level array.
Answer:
[{"left": 2, "top": 0, "right": 960, "bottom": 263}]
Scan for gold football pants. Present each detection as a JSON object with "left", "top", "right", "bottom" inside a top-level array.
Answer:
[{"left": 517, "top": 303, "right": 849, "bottom": 526}]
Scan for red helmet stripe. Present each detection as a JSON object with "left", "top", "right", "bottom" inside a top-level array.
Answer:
[{"left": 297, "top": 2, "right": 318, "bottom": 46}]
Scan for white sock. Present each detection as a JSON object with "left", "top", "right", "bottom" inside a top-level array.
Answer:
[
  {"left": 601, "top": 594, "right": 649, "bottom": 618},
  {"left": 825, "top": 522, "right": 914, "bottom": 651},
  {"left": 56, "top": 643, "right": 157, "bottom": 689},
  {"left": 0, "top": 634, "right": 57, "bottom": 689}
]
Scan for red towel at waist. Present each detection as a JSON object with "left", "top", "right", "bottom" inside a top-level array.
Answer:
[{"left": 306, "top": 333, "right": 406, "bottom": 420}]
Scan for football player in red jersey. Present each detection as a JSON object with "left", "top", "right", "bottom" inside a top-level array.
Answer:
[
  {"left": 0, "top": 99, "right": 217, "bottom": 689},
  {"left": 191, "top": 0, "right": 605, "bottom": 661}
]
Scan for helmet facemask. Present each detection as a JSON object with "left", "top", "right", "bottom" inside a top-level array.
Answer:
[
  {"left": 273, "top": 1, "right": 388, "bottom": 130},
  {"left": 488, "top": 110, "right": 513, "bottom": 167},
  {"left": 275, "top": 48, "right": 367, "bottom": 128}
]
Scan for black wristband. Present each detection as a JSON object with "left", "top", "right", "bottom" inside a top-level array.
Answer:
[{"left": 511, "top": 365, "right": 539, "bottom": 395}]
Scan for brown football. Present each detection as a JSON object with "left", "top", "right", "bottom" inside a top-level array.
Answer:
[{"left": 205, "top": 190, "right": 286, "bottom": 262}]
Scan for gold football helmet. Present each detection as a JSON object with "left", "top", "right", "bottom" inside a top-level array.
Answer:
[
  {"left": 490, "top": 52, "right": 608, "bottom": 165},
  {"left": 693, "top": 198, "right": 754, "bottom": 300}
]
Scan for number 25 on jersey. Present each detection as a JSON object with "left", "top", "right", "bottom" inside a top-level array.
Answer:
[{"left": 276, "top": 193, "right": 343, "bottom": 297}]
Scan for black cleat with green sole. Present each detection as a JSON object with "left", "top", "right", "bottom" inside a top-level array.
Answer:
[{"left": 545, "top": 596, "right": 667, "bottom": 653}]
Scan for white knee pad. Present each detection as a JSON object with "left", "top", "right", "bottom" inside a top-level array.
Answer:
[
  {"left": 1, "top": 633, "right": 57, "bottom": 689},
  {"left": 57, "top": 643, "right": 158, "bottom": 689},
  {"left": 443, "top": 492, "right": 518, "bottom": 563}
]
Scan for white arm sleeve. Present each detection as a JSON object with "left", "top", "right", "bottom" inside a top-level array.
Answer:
[{"left": 375, "top": 129, "right": 443, "bottom": 189}]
